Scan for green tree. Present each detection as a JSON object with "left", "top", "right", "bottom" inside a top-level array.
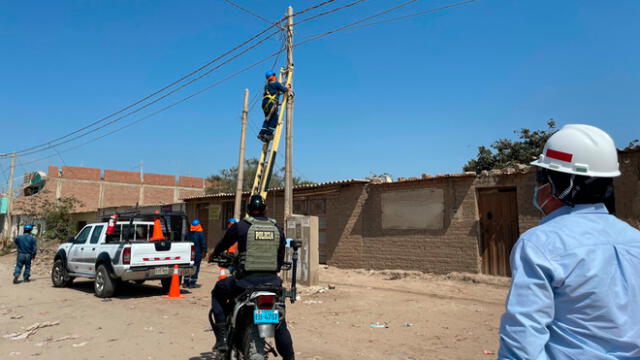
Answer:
[
  {"left": 14, "top": 191, "right": 83, "bottom": 241},
  {"left": 464, "top": 119, "right": 557, "bottom": 173},
  {"left": 206, "top": 158, "right": 315, "bottom": 194}
]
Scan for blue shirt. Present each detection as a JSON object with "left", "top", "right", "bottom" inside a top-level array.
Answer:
[
  {"left": 14, "top": 234, "right": 37, "bottom": 256},
  {"left": 499, "top": 204, "right": 640, "bottom": 359}
]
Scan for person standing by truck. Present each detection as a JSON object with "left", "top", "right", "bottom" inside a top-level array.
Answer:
[
  {"left": 13, "top": 224, "right": 37, "bottom": 284},
  {"left": 184, "top": 219, "right": 207, "bottom": 288}
]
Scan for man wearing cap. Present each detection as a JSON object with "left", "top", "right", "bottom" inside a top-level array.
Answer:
[
  {"left": 13, "top": 224, "right": 37, "bottom": 284},
  {"left": 499, "top": 124, "right": 640, "bottom": 359}
]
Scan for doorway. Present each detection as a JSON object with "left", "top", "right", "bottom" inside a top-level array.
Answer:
[{"left": 477, "top": 187, "right": 520, "bottom": 276}]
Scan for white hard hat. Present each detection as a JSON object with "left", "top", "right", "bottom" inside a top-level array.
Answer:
[{"left": 530, "top": 124, "right": 620, "bottom": 177}]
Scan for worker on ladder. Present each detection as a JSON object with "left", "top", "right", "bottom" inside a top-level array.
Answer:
[{"left": 258, "top": 70, "right": 291, "bottom": 143}]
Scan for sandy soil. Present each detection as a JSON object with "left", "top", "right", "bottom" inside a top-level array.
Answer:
[{"left": 0, "top": 249, "right": 508, "bottom": 360}]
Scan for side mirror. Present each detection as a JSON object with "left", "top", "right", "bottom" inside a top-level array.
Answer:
[{"left": 67, "top": 236, "right": 75, "bottom": 243}]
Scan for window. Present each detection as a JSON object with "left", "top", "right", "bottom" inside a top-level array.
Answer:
[
  {"left": 75, "top": 226, "right": 92, "bottom": 244},
  {"left": 90, "top": 225, "right": 104, "bottom": 244},
  {"left": 381, "top": 188, "right": 445, "bottom": 230},
  {"left": 135, "top": 224, "right": 150, "bottom": 241}
]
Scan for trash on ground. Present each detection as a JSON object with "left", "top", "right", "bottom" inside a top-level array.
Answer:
[
  {"left": 3, "top": 321, "right": 60, "bottom": 340},
  {"left": 483, "top": 350, "right": 495, "bottom": 355},
  {"left": 72, "top": 342, "right": 88, "bottom": 348},
  {"left": 328, "top": 284, "right": 336, "bottom": 290},
  {"left": 10, "top": 315, "right": 23, "bottom": 320},
  {"left": 302, "top": 300, "right": 323, "bottom": 305},
  {"left": 370, "top": 322, "right": 388, "bottom": 328},
  {"left": 404, "top": 322, "right": 413, "bottom": 327}
]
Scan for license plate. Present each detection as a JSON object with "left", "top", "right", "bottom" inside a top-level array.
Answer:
[
  {"left": 154, "top": 267, "right": 169, "bottom": 276},
  {"left": 254, "top": 310, "right": 279, "bottom": 324}
]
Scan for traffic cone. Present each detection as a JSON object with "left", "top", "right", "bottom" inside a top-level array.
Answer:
[
  {"left": 164, "top": 265, "right": 184, "bottom": 299},
  {"left": 218, "top": 267, "right": 230, "bottom": 280},
  {"left": 150, "top": 218, "right": 165, "bottom": 241}
]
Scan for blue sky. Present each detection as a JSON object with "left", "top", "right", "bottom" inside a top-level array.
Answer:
[{"left": 1, "top": 0, "right": 639, "bottom": 185}]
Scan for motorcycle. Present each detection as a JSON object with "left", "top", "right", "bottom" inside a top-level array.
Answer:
[{"left": 209, "top": 239, "right": 301, "bottom": 359}]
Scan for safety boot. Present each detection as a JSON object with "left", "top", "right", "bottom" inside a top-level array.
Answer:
[
  {"left": 24, "top": 278, "right": 30, "bottom": 282},
  {"left": 13, "top": 275, "right": 19, "bottom": 284},
  {"left": 212, "top": 323, "right": 229, "bottom": 353}
]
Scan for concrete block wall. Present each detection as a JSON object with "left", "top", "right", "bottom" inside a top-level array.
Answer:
[{"left": 359, "top": 177, "right": 480, "bottom": 274}]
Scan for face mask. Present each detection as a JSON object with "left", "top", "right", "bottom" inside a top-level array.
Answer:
[{"left": 533, "top": 183, "right": 552, "bottom": 214}]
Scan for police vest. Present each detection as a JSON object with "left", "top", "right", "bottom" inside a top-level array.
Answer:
[{"left": 239, "top": 216, "right": 280, "bottom": 272}]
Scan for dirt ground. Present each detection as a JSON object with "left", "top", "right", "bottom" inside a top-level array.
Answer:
[{"left": 0, "top": 249, "right": 508, "bottom": 360}]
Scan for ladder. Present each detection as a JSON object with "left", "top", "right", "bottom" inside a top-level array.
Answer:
[{"left": 250, "top": 67, "right": 293, "bottom": 201}]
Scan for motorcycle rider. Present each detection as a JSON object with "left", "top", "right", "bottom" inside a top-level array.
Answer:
[{"left": 209, "top": 195, "right": 295, "bottom": 359}]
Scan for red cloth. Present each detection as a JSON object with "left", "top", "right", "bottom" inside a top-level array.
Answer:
[{"left": 190, "top": 224, "right": 203, "bottom": 232}]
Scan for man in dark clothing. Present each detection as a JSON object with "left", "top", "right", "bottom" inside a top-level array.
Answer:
[
  {"left": 184, "top": 219, "right": 207, "bottom": 288},
  {"left": 258, "top": 70, "right": 291, "bottom": 143},
  {"left": 13, "top": 224, "right": 37, "bottom": 284},
  {"left": 209, "top": 195, "right": 295, "bottom": 360}
]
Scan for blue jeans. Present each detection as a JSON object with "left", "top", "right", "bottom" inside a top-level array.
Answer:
[
  {"left": 14, "top": 253, "right": 32, "bottom": 279},
  {"left": 185, "top": 259, "right": 202, "bottom": 286}
]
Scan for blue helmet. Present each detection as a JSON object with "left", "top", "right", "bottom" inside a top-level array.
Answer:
[
  {"left": 265, "top": 70, "right": 276, "bottom": 79},
  {"left": 191, "top": 219, "right": 200, "bottom": 226},
  {"left": 228, "top": 218, "right": 239, "bottom": 225},
  {"left": 24, "top": 224, "right": 33, "bottom": 231}
]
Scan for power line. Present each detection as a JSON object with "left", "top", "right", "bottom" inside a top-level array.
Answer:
[
  {"left": 9, "top": 0, "right": 344, "bottom": 157},
  {"left": 11, "top": 23, "right": 285, "bottom": 156},
  {"left": 294, "top": 0, "right": 371, "bottom": 26},
  {"left": 17, "top": 0, "right": 478, "bottom": 167},
  {"left": 18, "top": 29, "right": 281, "bottom": 157},
  {"left": 221, "top": 0, "right": 281, "bottom": 27}
]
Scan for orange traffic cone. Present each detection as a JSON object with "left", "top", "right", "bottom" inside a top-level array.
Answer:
[
  {"left": 150, "top": 218, "right": 165, "bottom": 241},
  {"left": 218, "top": 267, "right": 230, "bottom": 280},
  {"left": 164, "top": 265, "right": 184, "bottom": 299}
]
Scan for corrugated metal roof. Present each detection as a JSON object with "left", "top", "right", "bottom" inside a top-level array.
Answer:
[{"left": 181, "top": 178, "right": 369, "bottom": 201}]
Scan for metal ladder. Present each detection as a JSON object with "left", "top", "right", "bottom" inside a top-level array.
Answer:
[{"left": 250, "top": 67, "right": 293, "bottom": 200}]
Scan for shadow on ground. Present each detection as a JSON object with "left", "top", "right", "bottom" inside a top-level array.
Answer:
[
  {"left": 187, "top": 351, "right": 219, "bottom": 360},
  {"left": 65, "top": 280, "right": 192, "bottom": 299}
]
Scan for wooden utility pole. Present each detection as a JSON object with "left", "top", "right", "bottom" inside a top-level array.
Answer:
[
  {"left": 3, "top": 152, "right": 16, "bottom": 246},
  {"left": 284, "top": 6, "right": 294, "bottom": 220},
  {"left": 234, "top": 89, "right": 249, "bottom": 220}
]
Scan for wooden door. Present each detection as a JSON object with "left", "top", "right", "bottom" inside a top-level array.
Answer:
[{"left": 478, "top": 187, "right": 519, "bottom": 276}]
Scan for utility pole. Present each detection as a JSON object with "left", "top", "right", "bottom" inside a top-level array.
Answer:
[
  {"left": 3, "top": 152, "right": 16, "bottom": 247},
  {"left": 284, "top": 5, "right": 294, "bottom": 220},
  {"left": 234, "top": 89, "right": 249, "bottom": 220}
]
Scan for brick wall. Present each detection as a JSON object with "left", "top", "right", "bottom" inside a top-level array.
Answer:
[
  {"left": 48, "top": 166, "right": 59, "bottom": 177},
  {"left": 103, "top": 184, "right": 139, "bottom": 208},
  {"left": 144, "top": 173, "right": 176, "bottom": 186},
  {"left": 104, "top": 170, "right": 141, "bottom": 184},
  {"left": 143, "top": 187, "right": 175, "bottom": 205},
  {"left": 178, "top": 176, "right": 204, "bottom": 188},
  {"left": 60, "top": 181, "right": 101, "bottom": 212},
  {"left": 61, "top": 166, "right": 101, "bottom": 181}
]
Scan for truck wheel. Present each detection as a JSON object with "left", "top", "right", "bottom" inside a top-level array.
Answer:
[
  {"left": 134, "top": 280, "right": 145, "bottom": 285},
  {"left": 160, "top": 276, "right": 182, "bottom": 292},
  {"left": 95, "top": 264, "right": 117, "bottom": 298},
  {"left": 51, "top": 259, "right": 74, "bottom": 287}
]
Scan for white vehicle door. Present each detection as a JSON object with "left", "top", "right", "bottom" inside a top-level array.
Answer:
[
  {"left": 68, "top": 226, "right": 92, "bottom": 274},
  {"left": 81, "top": 224, "right": 104, "bottom": 275}
]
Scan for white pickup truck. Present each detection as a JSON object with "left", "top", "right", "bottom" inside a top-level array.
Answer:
[{"left": 51, "top": 221, "right": 195, "bottom": 298}]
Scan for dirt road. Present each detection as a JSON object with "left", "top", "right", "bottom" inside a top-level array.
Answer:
[{"left": 0, "top": 252, "right": 508, "bottom": 359}]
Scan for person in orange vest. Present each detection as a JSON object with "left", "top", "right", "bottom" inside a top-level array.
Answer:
[{"left": 184, "top": 219, "right": 207, "bottom": 288}]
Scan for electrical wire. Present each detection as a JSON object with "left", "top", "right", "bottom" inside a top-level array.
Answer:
[
  {"left": 18, "top": 29, "right": 281, "bottom": 157},
  {"left": 221, "top": 0, "right": 282, "bottom": 27},
  {"left": 294, "top": 0, "right": 371, "bottom": 26}
]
